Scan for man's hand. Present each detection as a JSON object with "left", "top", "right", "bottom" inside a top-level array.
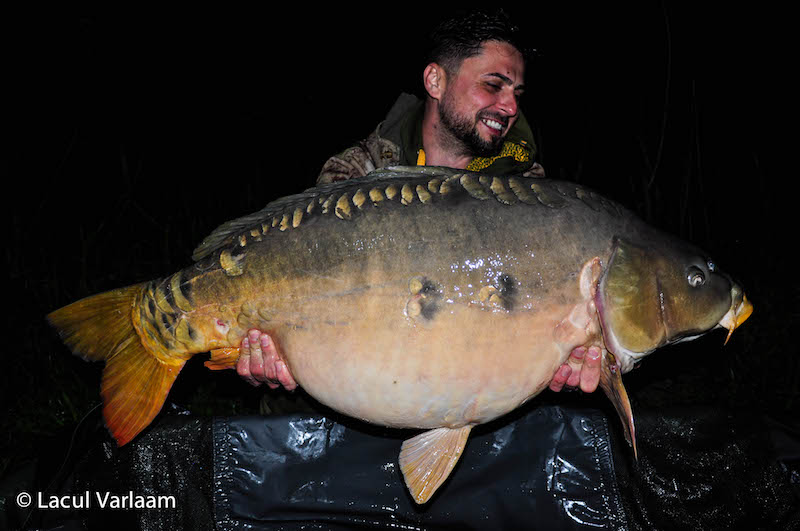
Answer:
[
  {"left": 237, "top": 329, "right": 297, "bottom": 391},
  {"left": 548, "top": 346, "right": 602, "bottom": 393}
]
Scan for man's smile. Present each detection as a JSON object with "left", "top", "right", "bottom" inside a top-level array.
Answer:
[{"left": 480, "top": 117, "right": 507, "bottom": 136}]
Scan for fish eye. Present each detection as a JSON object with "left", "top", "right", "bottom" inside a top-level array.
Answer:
[
  {"left": 687, "top": 267, "right": 705, "bottom": 287},
  {"left": 707, "top": 260, "right": 716, "bottom": 273}
]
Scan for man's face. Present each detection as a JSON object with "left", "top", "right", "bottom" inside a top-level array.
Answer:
[{"left": 438, "top": 40, "right": 525, "bottom": 157}]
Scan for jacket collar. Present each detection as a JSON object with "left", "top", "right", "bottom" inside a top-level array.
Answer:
[{"left": 379, "top": 93, "right": 537, "bottom": 174}]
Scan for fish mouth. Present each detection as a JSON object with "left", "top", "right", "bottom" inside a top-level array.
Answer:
[{"left": 719, "top": 286, "right": 753, "bottom": 345}]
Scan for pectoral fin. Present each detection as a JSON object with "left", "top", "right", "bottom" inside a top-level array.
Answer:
[
  {"left": 399, "top": 425, "right": 472, "bottom": 504},
  {"left": 204, "top": 347, "right": 240, "bottom": 370},
  {"left": 598, "top": 351, "right": 638, "bottom": 459}
]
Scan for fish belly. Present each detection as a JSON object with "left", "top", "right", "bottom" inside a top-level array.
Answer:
[{"left": 252, "top": 281, "right": 576, "bottom": 429}]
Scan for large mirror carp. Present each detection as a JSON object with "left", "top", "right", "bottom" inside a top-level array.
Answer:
[{"left": 48, "top": 166, "right": 752, "bottom": 503}]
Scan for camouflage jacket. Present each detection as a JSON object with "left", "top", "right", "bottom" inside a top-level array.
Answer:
[{"left": 317, "top": 93, "right": 545, "bottom": 185}]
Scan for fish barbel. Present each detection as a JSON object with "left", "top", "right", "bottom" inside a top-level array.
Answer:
[{"left": 48, "top": 166, "right": 752, "bottom": 503}]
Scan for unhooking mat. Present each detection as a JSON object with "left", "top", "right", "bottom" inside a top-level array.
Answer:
[{"left": 6, "top": 402, "right": 799, "bottom": 530}]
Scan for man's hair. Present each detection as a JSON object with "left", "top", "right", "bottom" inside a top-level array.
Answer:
[{"left": 426, "top": 9, "right": 531, "bottom": 77}]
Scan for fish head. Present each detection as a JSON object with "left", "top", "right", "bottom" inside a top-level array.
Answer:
[{"left": 596, "top": 237, "right": 753, "bottom": 373}]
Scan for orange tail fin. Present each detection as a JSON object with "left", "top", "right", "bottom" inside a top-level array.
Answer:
[{"left": 47, "top": 284, "right": 185, "bottom": 446}]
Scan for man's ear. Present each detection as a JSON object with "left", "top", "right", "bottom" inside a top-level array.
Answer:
[{"left": 423, "top": 63, "right": 446, "bottom": 100}]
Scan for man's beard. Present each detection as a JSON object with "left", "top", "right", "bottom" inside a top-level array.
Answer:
[{"left": 438, "top": 97, "right": 505, "bottom": 158}]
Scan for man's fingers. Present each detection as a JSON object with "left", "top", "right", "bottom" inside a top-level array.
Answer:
[
  {"left": 549, "top": 365, "right": 571, "bottom": 392},
  {"left": 259, "top": 333, "right": 285, "bottom": 385},
  {"left": 236, "top": 337, "right": 261, "bottom": 387},
  {"left": 276, "top": 361, "right": 298, "bottom": 391},
  {"left": 579, "top": 346, "right": 602, "bottom": 393},
  {"left": 550, "top": 345, "right": 603, "bottom": 394},
  {"left": 237, "top": 328, "right": 299, "bottom": 391},
  {"left": 565, "top": 346, "right": 586, "bottom": 388},
  {"left": 247, "top": 330, "right": 267, "bottom": 381}
]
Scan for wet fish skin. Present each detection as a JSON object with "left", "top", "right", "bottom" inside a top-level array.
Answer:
[{"left": 47, "top": 166, "right": 752, "bottom": 503}]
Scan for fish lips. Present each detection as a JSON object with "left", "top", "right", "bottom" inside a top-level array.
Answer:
[{"left": 719, "top": 288, "right": 753, "bottom": 344}]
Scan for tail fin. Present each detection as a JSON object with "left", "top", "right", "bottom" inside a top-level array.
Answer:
[{"left": 47, "top": 284, "right": 185, "bottom": 446}]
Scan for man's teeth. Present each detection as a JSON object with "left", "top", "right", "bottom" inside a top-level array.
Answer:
[{"left": 483, "top": 119, "right": 503, "bottom": 131}]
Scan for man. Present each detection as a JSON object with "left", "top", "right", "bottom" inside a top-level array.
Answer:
[
  {"left": 237, "top": 10, "right": 600, "bottom": 396},
  {"left": 316, "top": 11, "right": 545, "bottom": 184}
]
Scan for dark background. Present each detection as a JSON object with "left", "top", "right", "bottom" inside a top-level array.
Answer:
[{"left": 4, "top": 3, "right": 795, "bottom": 500}]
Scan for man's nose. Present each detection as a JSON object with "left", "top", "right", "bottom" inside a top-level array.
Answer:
[{"left": 496, "top": 90, "right": 518, "bottom": 117}]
